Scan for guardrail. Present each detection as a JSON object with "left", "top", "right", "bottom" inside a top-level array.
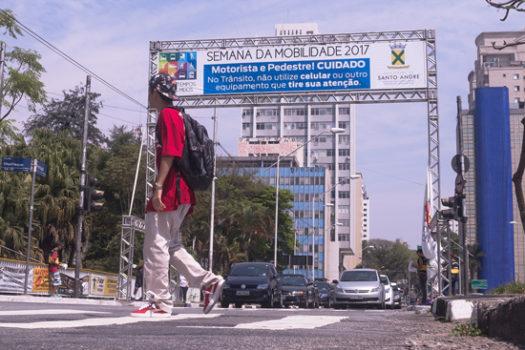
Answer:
[{"left": 0, "top": 257, "right": 125, "bottom": 298}]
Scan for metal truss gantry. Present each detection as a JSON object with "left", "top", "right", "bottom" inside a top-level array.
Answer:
[
  {"left": 117, "top": 215, "right": 145, "bottom": 301},
  {"left": 143, "top": 29, "right": 449, "bottom": 295}
]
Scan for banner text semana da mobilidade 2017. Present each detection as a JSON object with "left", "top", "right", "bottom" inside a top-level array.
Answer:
[{"left": 157, "top": 42, "right": 428, "bottom": 96}]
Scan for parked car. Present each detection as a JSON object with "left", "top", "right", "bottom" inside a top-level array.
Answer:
[
  {"left": 390, "top": 282, "right": 402, "bottom": 309},
  {"left": 315, "top": 281, "right": 331, "bottom": 308},
  {"left": 281, "top": 274, "right": 318, "bottom": 308},
  {"left": 332, "top": 268, "right": 385, "bottom": 309},
  {"left": 221, "top": 262, "right": 282, "bottom": 308},
  {"left": 380, "top": 274, "right": 395, "bottom": 309}
]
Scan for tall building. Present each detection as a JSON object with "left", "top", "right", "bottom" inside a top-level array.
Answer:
[
  {"left": 217, "top": 156, "right": 333, "bottom": 280},
  {"left": 238, "top": 23, "right": 361, "bottom": 276},
  {"left": 464, "top": 29, "right": 525, "bottom": 282},
  {"left": 362, "top": 185, "right": 371, "bottom": 242}
]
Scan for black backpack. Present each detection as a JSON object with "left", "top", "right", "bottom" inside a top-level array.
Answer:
[{"left": 157, "top": 107, "right": 214, "bottom": 192}]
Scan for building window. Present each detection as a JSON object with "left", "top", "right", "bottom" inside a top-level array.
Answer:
[
  {"left": 338, "top": 234, "right": 350, "bottom": 241},
  {"left": 338, "top": 163, "right": 350, "bottom": 170},
  {"left": 242, "top": 123, "right": 250, "bottom": 130},
  {"left": 338, "top": 122, "right": 348, "bottom": 129},
  {"left": 339, "top": 107, "right": 350, "bottom": 115},
  {"left": 513, "top": 74, "right": 520, "bottom": 80},
  {"left": 311, "top": 107, "right": 332, "bottom": 116},
  {"left": 339, "top": 149, "right": 350, "bottom": 156},
  {"left": 339, "top": 191, "right": 350, "bottom": 198},
  {"left": 339, "top": 135, "right": 350, "bottom": 145},
  {"left": 514, "top": 86, "right": 520, "bottom": 92},
  {"left": 515, "top": 97, "right": 521, "bottom": 103}
]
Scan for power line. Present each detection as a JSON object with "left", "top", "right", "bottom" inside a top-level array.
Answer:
[{"left": 0, "top": 9, "right": 147, "bottom": 110}]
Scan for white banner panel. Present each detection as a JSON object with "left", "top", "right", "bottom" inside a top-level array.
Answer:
[{"left": 157, "top": 41, "right": 427, "bottom": 96}]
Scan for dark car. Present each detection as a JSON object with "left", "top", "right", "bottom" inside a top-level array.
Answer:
[
  {"left": 221, "top": 262, "right": 282, "bottom": 308},
  {"left": 281, "top": 274, "right": 317, "bottom": 308},
  {"left": 316, "top": 281, "right": 331, "bottom": 308}
]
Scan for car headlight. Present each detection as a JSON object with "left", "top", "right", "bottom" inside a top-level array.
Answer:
[
  {"left": 336, "top": 287, "right": 344, "bottom": 293},
  {"left": 371, "top": 287, "right": 381, "bottom": 292},
  {"left": 293, "top": 290, "right": 305, "bottom": 296},
  {"left": 257, "top": 283, "right": 268, "bottom": 289},
  {"left": 385, "top": 287, "right": 390, "bottom": 292}
]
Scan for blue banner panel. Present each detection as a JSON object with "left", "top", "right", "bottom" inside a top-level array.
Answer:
[
  {"left": 203, "top": 58, "right": 370, "bottom": 94},
  {"left": 474, "top": 87, "right": 514, "bottom": 291},
  {"left": 1, "top": 157, "right": 31, "bottom": 173}
]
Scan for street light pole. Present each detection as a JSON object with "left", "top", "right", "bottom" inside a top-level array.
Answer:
[
  {"left": 272, "top": 127, "right": 344, "bottom": 269},
  {"left": 273, "top": 154, "right": 280, "bottom": 267}
]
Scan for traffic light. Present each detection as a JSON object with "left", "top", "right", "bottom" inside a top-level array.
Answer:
[
  {"left": 440, "top": 196, "right": 458, "bottom": 220},
  {"left": 456, "top": 193, "right": 466, "bottom": 220},
  {"left": 440, "top": 194, "right": 466, "bottom": 221},
  {"left": 83, "top": 174, "right": 104, "bottom": 213}
]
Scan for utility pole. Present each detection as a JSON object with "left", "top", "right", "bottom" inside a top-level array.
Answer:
[
  {"left": 0, "top": 42, "right": 6, "bottom": 119},
  {"left": 209, "top": 108, "right": 218, "bottom": 272},
  {"left": 456, "top": 96, "right": 469, "bottom": 295},
  {"left": 74, "top": 75, "right": 91, "bottom": 297}
]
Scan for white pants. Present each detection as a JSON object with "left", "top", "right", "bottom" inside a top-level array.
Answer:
[{"left": 144, "top": 205, "right": 219, "bottom": 312}]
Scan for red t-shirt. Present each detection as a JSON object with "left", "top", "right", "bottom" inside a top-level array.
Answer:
[
  {"left": 49, "top": 250, "right": 59, "bottom": 273},
  {"left": 145, "top": 108, "right": 196, "bottom": 214}
]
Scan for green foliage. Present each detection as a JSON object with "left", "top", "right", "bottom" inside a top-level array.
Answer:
[
  {"left": 489, "top": 282, "right": 525, "bottom": 295},
  {"left": 0, "top": 9, "right": 22, "bottom": 39},
  {"left": 182, "top": 174, "right": 295, "bottom": 275},
  {"left": 0, "top": 10, "right": 47, "bottom": 121},
  {"left": 451, "top": 323, "right": 483, "bottom": 337},
  {"left": 24, "top": 84, "right": 106, "bottom": 146},
  {"left": 362, "top": 238, "right": 413, "bottom": 282}
]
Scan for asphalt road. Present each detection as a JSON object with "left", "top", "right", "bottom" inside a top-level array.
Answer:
[{"left": 0, "top": 297, "right": 521, "bottom": 349}]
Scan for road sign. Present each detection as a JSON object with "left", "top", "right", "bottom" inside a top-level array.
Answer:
[
  {"left": 35, "top": 159, "right": 47, "bottom": 178},
  {"left": 1, "top": 157, "right": 31, "bottom": 173},
  {"left": 455, "top": 174, "right": 465, "bottom": 194},
  {"left": 471, "top": 279, "right": 488, "bottom": 289},
  {"left": 451, "top": 154, "right": 470, "bottom": 173},
  {"left": 1, "top": 157, "right": 47, "bottom": 178}
]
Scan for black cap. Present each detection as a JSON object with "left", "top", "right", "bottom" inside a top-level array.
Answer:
[{"left": 149, "top": 73, "right": 177, "bottom": 100}]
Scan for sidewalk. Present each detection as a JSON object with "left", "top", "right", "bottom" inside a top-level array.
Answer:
[{"left": 0, "top": 293, "right": 195, "bottom": 308}]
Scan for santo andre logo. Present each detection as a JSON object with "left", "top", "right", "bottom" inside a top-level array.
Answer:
[{"left": 388, "top": 42, "right": 410, "bottom": 69}]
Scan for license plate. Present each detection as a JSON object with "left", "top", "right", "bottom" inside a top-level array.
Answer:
[
  {"left": 350, "top": 295, "right": 363, "bottom": 300},
  {"left": 236, "top": 290, "right": 249, "bottom": 296}
]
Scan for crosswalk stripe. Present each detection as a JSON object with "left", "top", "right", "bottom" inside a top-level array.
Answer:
[
  {"left": 234, "top": 315, "right": 347, "bottom": 330},
  {"left": 0, "top": 313, "right": 220, "bottom": 329},
  {"left": 0, "top": 309, "right": 108, "bottom": 316}
]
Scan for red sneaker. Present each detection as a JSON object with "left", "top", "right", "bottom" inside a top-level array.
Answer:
[
  {"left": 130, "top": 302, "right": 156, "bottom": 317},
  {"left": 130, "top": 302, "right": 171, "bottom": 318},
  {"left": 202, "top": 277, "right": 225, "bottom": 314}
]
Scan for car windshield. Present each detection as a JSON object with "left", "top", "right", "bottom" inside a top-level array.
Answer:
[
  {"left": 380, "top": 276, "right": 389, "bottom": 284},
  {"left": 316, "top": 282, "right": 329, "bottom": 291},
  {"left": 281, "top": 275, "right": 306, "bottom": 286},
  {"left": 230, "top": 264, "right": 268, "bottom": 277},
  {"left": 340, "top": 270, "right": 377, "bottom": 282}
]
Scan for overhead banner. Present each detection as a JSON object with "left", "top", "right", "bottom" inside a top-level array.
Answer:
[{"left": 157, "top": 41, "right": 427, "bottom": 96}]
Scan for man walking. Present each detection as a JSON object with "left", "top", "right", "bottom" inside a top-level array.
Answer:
[
  {"left": 48, "top": 242, "right": 64, "bottom": 297},
  {"left": 416, "top": 248, "right": 429, "bottom": 305},
  {"left": 131, "top": 73, "right": 224, "bottom": 318}
]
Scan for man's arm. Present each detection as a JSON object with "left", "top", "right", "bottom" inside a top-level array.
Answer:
[{"left": 151, "top": 155, "right": 175, "bottom": 211}]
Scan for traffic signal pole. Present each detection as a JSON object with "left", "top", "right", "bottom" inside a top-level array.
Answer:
[
  {"left": 456, "top": 96, "right": 469, "bottom": 295},
  {"left": 74, "top": 75, "right": 91, "bottom": 297}
]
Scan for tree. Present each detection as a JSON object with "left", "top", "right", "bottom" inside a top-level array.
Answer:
[
  {"left": 24, "top": 84, "right": 106, "bottom": 146},
  {"left": 362, "top": 238, "right": 414, "bottom": 282},
  {"left": 486, "top": 0, "right": 525, "bottom": 21},
  {"left": 182, "top": 174, "right": 295, "bottom": 275},
  {"left": 0, "top": 9, "right": 47, "bottom": 122}
]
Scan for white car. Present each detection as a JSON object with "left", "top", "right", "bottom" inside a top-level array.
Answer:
[
  {"left": 332, "top": 269, "right": 385, "bottom": 309},
  {"left": 380, "top": 274, "right": 394, "bottom": 309}
]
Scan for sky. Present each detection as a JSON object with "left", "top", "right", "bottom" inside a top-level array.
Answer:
[{"left": 1, "top": 0, "right": 524, "bottom": 249}]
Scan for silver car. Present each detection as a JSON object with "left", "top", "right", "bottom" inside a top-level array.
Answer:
[{"left": 332, "top": 269, "right": 385, "bottom": 309}]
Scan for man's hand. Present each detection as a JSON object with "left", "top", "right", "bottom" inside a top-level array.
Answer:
[{"left": 152, "top": 189, "right": 166, "bottom": 211}]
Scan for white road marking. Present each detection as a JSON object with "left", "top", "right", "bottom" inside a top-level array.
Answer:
[
  {"left": 0, "top": 313, "right": 220, "bottom": 329},
  {"left": 0, "top": 309, "right": 108, "bottom": 316},
  {"left": 234, "top": 315, "right": 347, "bottom": 330}
]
